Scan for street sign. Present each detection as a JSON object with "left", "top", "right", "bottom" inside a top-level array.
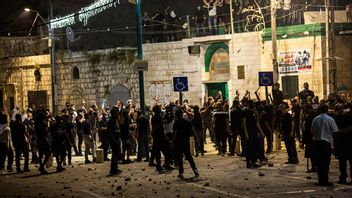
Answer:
[
  {"left": 173, "top": 76, "right": 188, "bottom": 92},
  {"left": 259, "top": 72, "right": 274, "bottom": 86},
  {"left": 133, "top": 60, "right": 148, "bottom": 71}
]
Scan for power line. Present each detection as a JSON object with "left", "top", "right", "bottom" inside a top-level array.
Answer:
[{"left": 2, "top": 1, "right": 333, "bottom": 38}]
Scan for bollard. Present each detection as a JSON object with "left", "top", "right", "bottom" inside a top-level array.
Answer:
[
  {"left": 235, "top": 139, "right": 241, "bottom": 154},
  {"left": 46, "top": 154, "right": 53, "bottom": 168},
  {"left": 96, "top": 149, "right": 104, "bottom": 163},
  {"left": 274, "top": 131, "right": 281, "bottom": 151}
]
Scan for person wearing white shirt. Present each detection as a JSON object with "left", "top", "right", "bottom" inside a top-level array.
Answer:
[
  {"left": 204, "top": 0, "right": 219, "bottom": 35},
  {"left": 11, "top": 106, "right": 20, "bottom": 123},
  {"left": 0, "top": 109, "right": 13, "bottom": 172},
  {"left": 311, "top": 104, "right": 338, "bottom": 186}
]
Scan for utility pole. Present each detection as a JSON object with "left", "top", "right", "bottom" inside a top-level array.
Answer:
[
  {"left": 49, "top": 0, "right": 57, "bottom": 114},
  {"left": 324, "top": 0, "right": 336, "bottom": 95},
  {"left": 136, "top": 0, "right": 145, "bottom": 114},
  {"left": 271, "top": 0, "right": 278, "bottom": 83}
]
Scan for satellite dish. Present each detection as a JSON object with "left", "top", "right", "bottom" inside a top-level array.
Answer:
[{"left": 66, "top": 26, "right": 75, "bottom": 42}]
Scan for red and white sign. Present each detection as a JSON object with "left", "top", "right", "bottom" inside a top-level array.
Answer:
[{"left": 278, "top": 49, "right": 312, "bottom": 75}]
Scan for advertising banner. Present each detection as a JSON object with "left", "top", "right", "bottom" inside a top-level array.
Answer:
[{"left": 278, "top": 49, "right": 312, "bottom": 75}]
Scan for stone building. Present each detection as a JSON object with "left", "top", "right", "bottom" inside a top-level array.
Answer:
[
  {"left": 1, "top": 23, "right": 351, "bottom": 112},
  {"left": 0, "top": 37, "right": 139, "bottom": 112},
  {"left": 143, "top": 24, "right": 352, "bottom": 106},
  {"left": 55, "top": 49, "right": 139, "bottom": 111},
  {"left": 0, "top": 54, "right": 51, "bottom": 112}
]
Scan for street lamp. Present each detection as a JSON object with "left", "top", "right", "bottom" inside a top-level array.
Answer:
[
  {"left": 24, "top": 8, "right": 48, "bottom": 35},
  {"left": 24, "top": 8, "right": 47, "bottom": 22},
  {"left": 24, "top": 6, "right": 57, "bottom": 114}
]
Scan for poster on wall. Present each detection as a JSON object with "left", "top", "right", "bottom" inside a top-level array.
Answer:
[
  {"left": 278, "top": 49, "right": 312, "bottom": 75},
  {"left": 210, "top": 48, "right": 230, "bottom": 81}
]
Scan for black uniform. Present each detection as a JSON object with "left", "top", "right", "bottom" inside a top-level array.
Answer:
[
  {"left": 136, "top": 114, "right": 149, "bottom": 161},
  {"left": 230, "top": 106, "right": 245, "bottom": 155},
  {"left": 11, "top": 119, "right": 29, "bottom": 172},
  {"left": 281, "top": 112, "right": 298, "bottom": 163},
  {"left": 213, "top": 109, "right": 229, "bottom": 155},
  {"left": 151, "top": 113, "right": 171, "bottom": 171},
  {"left": 107, "top": 116, "right": 121, "bottom": 174},
  {"left": 173, "top": 116, "right": 198, "bottom": 176},
  {"left": 244, "top": 108, "right": 259, "bottom": 168}
]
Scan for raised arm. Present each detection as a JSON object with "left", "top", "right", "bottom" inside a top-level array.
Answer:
[
  {"left": 268, "top": 93, "right": 273, "bottom": 104},
  {"left": 243, "top": 90, "right": 250, "bottom": 100},
  {"left": 203, "top": 0, "right": 210, "bottom": 8},
  {"left": 183, "top": 107, "right": 195, "bottom": 119},
  {"left": 254, "top": 87, "right": 261, "bottom": 101},
  {"left": 200, "top": 101, "right": 214, "bottom": 115}
]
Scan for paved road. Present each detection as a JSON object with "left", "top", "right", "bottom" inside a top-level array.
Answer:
[{"left": 1, "top": 141, "right": 352, "bottom": 198}]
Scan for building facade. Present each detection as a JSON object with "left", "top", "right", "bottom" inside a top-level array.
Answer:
[{"left": 1, "top": 23, "right": 351, "bottom": 112}]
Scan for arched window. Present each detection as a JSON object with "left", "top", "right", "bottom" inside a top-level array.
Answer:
[{"left": 72, "top": 67, "right": 80, "bottom": 79}]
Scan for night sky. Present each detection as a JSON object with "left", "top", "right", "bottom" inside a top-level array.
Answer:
[{"left": 0, "top": 0, "right": 350, "bottom": 49}]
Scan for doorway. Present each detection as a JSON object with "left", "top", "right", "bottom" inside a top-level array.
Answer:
[
  {"left": 206, "top": 82, "right": 228, "bottom": 101},
  {"left": 282, "top": 76, "right": 299, "bottom": 99},
  {"left": 28, "top": 91, "right": 48, "bottom": 110},
  {"left": 108, "top": 85, "right": 130, "bottom": 107},
  {"left": 8, "top": 97, "right": 15, "bottom": 112}
]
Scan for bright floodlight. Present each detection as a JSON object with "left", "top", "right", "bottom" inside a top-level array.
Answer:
[{"left": 24, "top": 8, "right": 31, "bottom": 12}]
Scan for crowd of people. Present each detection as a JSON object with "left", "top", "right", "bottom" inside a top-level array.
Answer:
[
  {"left": 0, "top": 82, "right": 351, "bottom": 184},
  {"left": 141, "top": 0, "right": 338, "bottom": 43},
  {"left": 142, "top": 0, "right": 253, "bottom": 43}
]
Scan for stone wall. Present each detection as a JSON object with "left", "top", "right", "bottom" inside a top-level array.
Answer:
[
  {"left": 261, "top": 35, "right": 352, "bottom": 99},
  {"left": 261, "top": 36, "right": 325, "bottom": 98},
  {"left": 1, "top": 27, "right": 351, "bottom": 112},
  {"left": 0, "top": 49, "right": 140, "bottom": 113},
  {"left": 304, "top": 11, "right": 350, "bottom": 24},
  {"left": 56, "top": 49, "right": 139, "bottom": 111},
  {"left": 143, "top": 31, "right": 352, "bottom": 106},
  {"left": 0, "top": 55, "right": 52, "bottom": 112},
  {"left": 228, "top": 32, "right": 263, "bottom": 101},
  {"left": 142, "top": 33, "right": 264, "bottom": 106},
  {"left": 143, "top": 39, "right": 203, "bottom": 106},
  {"left": 0, "top": 37, "right": 47, "bottom": 58},
  {"left": 335, "top": 36, "right": 352, "bottom": 93}
]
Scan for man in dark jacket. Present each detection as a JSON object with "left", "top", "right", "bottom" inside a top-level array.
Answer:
[
  {"left": 107, "top": 107, "right": 122, "bottom": 175},
  {"left": 151, "top": 105, "right": 172, "bottom": 172},
  {"left": 173, "top": 109, "right": 199, "bottom": 179},
  {"left": 11, "top": 114, "right": 30, "bottom": 173},
  {"left": 333, "top": 104, "right": 352, "bottom": 184},
  {"left": 35, "top": 109, "right": 51, "bottom": 175},
  {"left": 212, "top": 102, "right": 229, "bottom": 156},
  {"left": 136, "top": 110, "right": 150, "bottom": 162},
  {"left": 230, "top": 99, "right": 244, "bottom": 156},
  {"left": 98, "top": 112, "right": 109, "bottom": 161},
  {"left": 280, "top": 103, "right": 298, "bottom": 164}
]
